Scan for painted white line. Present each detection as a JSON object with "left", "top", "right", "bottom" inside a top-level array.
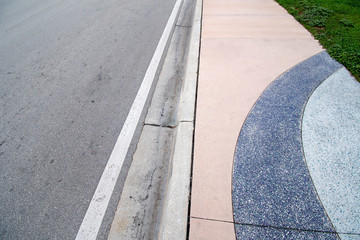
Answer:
[{"left": 75, "top": 0, "right": 183, "bottom": 239}]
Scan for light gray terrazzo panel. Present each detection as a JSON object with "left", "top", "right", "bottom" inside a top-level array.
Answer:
[
  {"left": 340, "top": 234, "right": 360, "bottom": 240},
  {"left": 302, "top": 67, "right": 360, "bottom": 237}
]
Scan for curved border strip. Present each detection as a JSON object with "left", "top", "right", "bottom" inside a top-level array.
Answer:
[
  {"left": 302, "top": 67, "right": 360, "bottom": 237},
  {"left": 232, "top": 51, "right": 342, "bottom": 238}
]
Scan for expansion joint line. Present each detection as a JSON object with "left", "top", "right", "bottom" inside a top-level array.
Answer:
[
  {"left": 175, "top": 24, "right": 192, "bottom": 28},
  {"left": 180, "top": 120, "right": 193, "bottom": 123},
  {"left": 144, "top": 123, "right": 177, "bottom": 129},
  {"left": 190, "top": 216, "right": 360, "bottom": 236},
  {"left": 144, "top": 120, "right": 193, "bottom": 129}
]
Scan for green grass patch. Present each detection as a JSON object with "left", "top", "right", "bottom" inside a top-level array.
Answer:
[{"left": 275, "top": 0, "right": 360, "bottom": 81}]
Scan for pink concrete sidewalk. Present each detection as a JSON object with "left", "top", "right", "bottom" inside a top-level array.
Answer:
[{"left": 189, "top": 0, "right": 322, "bottom": 239}]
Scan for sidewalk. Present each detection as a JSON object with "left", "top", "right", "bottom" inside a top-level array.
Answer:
[{"left": 189, "top": 0, "right": 360, "bottom": 239}]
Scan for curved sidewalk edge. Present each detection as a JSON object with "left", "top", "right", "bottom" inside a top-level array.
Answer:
[
  {"left": 233, "top": 50, "right": 360, "bottom": 239},
  {"left": 158, "top": 0, "right": 202, "bottom": 238},
  {"left": 303, "top": 67, "right": 360, "bottom": 239}
]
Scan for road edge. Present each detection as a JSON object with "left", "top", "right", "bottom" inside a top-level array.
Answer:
[
  {"left": 75, "top": 0, "right": 185, "bottom": 238},
  {"left": 158, "top": 0, "right": 202, "bottom": 238}
]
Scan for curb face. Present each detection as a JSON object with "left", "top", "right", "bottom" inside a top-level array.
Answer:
[
  {"left": 232, "top": 51, "right": 342, "bottom": 238},
  {"left": 158, "top": 0, "right": 202, "bottom": 238}
]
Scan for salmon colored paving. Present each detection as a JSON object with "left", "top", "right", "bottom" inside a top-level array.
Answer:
[{"left": 189, "top": 0, "right": 322, "bottom": 238}]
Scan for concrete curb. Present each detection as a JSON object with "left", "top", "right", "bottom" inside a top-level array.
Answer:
[{"left": 158, "top": 0, "right": 202, "bottom": 238}]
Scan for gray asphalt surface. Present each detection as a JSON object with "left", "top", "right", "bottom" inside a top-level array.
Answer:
[{"left": 0, "top": 0, "right": 176, "bottom": 239}]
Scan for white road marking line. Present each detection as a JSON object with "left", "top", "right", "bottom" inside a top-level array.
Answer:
[{"left": 75, "top": 0, "right": 183, "bottom": 239}]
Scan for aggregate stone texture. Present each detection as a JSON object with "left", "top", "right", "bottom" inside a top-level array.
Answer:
[
  {"left": 302, "top": 67, "right": 360, "bottom": 237},
  {"left": 232, "top": 51, "right": 342, "bottom": 239},
  {"left": 235, "top": 224, "right": 338, "bottom": 239},
  {"left": 340, "top": 234, "right": 360, "bottom": 240}
]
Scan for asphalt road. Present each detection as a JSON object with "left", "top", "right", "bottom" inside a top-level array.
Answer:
[{"left": 0, "top": 0, "right": 176, "bottom": 239}]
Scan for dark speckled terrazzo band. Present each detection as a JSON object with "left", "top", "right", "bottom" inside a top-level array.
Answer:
[{"left": 232, "top": 51, "right": 342, "bottom": 239}]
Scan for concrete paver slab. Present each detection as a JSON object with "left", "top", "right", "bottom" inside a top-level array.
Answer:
[
  {"left": 189, "top": 218, "right": 235, "bottom": 240},
  {"left": 202, "top": 0, "right": 313, "bottom": 39},
  {"left": 203, "top": 15, "right": 312, "bottom": 39},
  {"left": 203, "top": 0, "right": 288, "bottom": 16}
]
